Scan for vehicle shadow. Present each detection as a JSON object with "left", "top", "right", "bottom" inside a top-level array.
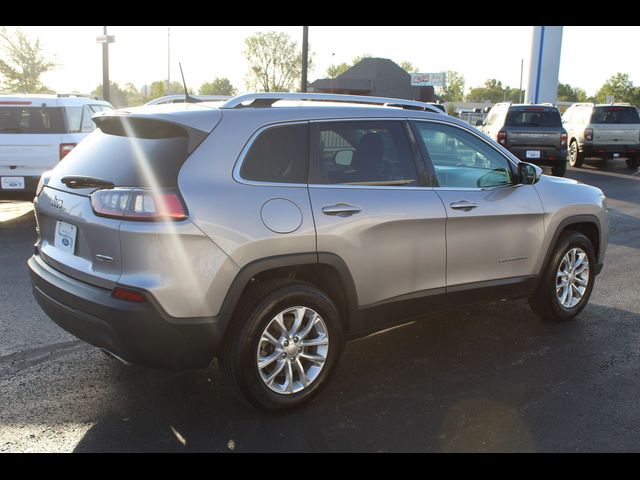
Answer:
[{"left": 69, "top": 300, "right": 640, "bottom": 452}]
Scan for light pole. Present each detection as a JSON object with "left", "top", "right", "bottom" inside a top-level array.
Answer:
[
  {"left": 167, "top": 27, "right": 171, "bottom": 96},
  {"left": 301, "top": 26, "right": 309, "bottom": 92},
  {"left": 330, "top": 52, "right": 335, "bottom": 93},
  {"left": 96, "top": 26, "right": 115, "bottom": 102}
]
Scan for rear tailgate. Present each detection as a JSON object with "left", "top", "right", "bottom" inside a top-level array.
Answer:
[
  {"left": 0, "top": 133, "right": 61, "bottom": 175},
  {"left": 37, "top": 186, "right": 123, "bottom": 288},
  {"left": 34, "top": 104, "right": 222, "bottom": 289},
  {"left": 591, "top": 106, "right": 640, "bottom": 145},
  {"left": 593, "top": 124, "right": 640, "bottom": 144},
  {"left": 507, "top": 128, "right": 563, "bottom": 148},
  {"left": 505, "top": 107, "right": 564, "bottom": 149}
]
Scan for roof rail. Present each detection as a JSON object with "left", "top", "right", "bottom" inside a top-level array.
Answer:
[
  {"left": 612, "top": 102, "right": 631, "bottom": 106},
  {"left": 219, "top": 92, "right": 444, "bottom": 114}
]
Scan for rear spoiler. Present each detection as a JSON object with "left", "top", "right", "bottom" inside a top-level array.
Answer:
[{"left": 92, "top": 105, "right": 222, "bottom": 153}]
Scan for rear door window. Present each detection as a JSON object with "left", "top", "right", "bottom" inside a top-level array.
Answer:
[
  {"left": 314, "top": 121, "right": 419, "bottom": 186},
  {"left": 505, "top": 109, "right": 562, "bottom": 127},
  {"left": 591, "top": 106, "right": 640, "bottom": 124},
  {"left": 0, "top": 106, "right": 66, "bottom": 134}
]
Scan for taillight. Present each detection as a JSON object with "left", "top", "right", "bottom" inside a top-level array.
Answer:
[
  {"left": 90, "top": 188, "right": 188, "bottom": 221},
  {"left": 497, "top": 130, "right": 507, "bottom": 145},
  {"left": 59, "top": 143, "right": 76, "bottom": 160},
  {"left": 112, "top": 287, "right": 146, "bottom": 303},
  {"left": 560, "top": 132, "right": 567, "bottom": 147},
  {"left": 584, "top": 128, "right": 593, "bottom": 141}
]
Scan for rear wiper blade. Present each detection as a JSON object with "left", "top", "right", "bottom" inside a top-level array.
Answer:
[{"left": 61, "top": 176, "right": 115, "bottom": 189}]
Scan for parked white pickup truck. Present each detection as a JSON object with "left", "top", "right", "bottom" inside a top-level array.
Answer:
[{"left": 0, "top": 94, "right": 113, "bottom": 194}]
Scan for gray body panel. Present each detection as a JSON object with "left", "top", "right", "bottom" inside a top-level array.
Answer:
[
  {"left": 435, "top": 184, "right": 545, "bottom": 286},
  {"left": 308, "top": 185, "right": 447, "bottom": 306}
]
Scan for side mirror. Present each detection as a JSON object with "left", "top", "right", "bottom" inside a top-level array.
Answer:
[
  {"left": 475, "top": 120, "right": 484, "bottom": 127},
  {"left": 518, "top": 162, "right": 542, "bottom": 184},
  {"left": 334, "top": 150, "right": 353, "bottom": 167}
]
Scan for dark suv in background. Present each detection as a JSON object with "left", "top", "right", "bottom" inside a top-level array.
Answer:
[{"left": 478, "top": 103, "right": 568, "bottom": 176}]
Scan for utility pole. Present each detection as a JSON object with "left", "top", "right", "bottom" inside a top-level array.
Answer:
[
  {"left": 301, "top": 26, "right": 309, "bottom": 92},
  {"left": 167, "top": 27, "right": 171, "bottom": 96},
  {"left": 96, "top": 26, "right": 115, "bottom": 103}
]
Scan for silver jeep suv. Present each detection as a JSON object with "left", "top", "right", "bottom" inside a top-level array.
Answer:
[{"left": 28, "top": 93, "right": 609, "bottom": 411}]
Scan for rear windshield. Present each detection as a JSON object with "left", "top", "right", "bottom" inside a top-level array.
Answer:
[
  {"left": 591, "top": 106, "right": 640, "bottom": 124},
  {"left": 505, "top": 108, "right": 562, "bottom": 127},
  {"left": 52, "top": 119, "right": 190, "bottom": 188},
  {"left": 0, "top": 106, "right": 66, "bottom": 134}
]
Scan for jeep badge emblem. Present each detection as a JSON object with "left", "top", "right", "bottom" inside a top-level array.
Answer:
[{"left": 51, "top": 195, "right": 63, "bottom": 210}]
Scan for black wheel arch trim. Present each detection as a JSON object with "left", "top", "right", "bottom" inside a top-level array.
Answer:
[
  {"left": 215, "top": 252, "right": 361, "bottom": 339},
  {"left": 538, "top": 214, "right": 603, "bottom": 283}
]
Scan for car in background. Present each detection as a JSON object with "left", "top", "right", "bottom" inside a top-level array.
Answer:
[
  {"left": 0, "top": 94, "right": 113, "bottom": 194},
  {"left": 562, "top": 102, "right": 640, "bottom": 169},
  {"left": 144, "top": 94, "right": 231, "bottom": 106},
  {"left": 478, "top": 102, "right": 568, "bottom": 176}
]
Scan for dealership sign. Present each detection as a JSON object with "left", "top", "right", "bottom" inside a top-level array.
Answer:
[{"left": 411, "top": 72, "right": 446, "bottom": 87}]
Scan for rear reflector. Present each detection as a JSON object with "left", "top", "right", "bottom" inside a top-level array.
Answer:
[
  {"left": 90, "top": 188, "right": 188, "bottom": 221},
  {"left": 112, "top": 287, "right": 146, "bottom": 303}
]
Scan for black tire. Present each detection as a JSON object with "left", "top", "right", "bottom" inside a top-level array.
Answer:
[
  {"left": 626, "top": 157, "right": 639, "bottom": 169},
  {"left": 568, "top": 140, "right": 584, "bottom": 168},
  {"left": 221, "top": 279, "right": 343, "bottom": 412},
  {"left": 529, "top": 231, "right": 596, "bottom": 321},
  {"left": 552, "top": 159, "right": 567, "bottom": 177}
]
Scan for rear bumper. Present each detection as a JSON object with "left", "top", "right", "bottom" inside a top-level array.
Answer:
[
  {"left": 28, "top": 254, "right": 223, "bottom": 370},
  {"left": 507, "top": 146, "right": 567, "bottom": 166},
  {"left": 580, "top": 143, "right": 640, "bottom": 158}
]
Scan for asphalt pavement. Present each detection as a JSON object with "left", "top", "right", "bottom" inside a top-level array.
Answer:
[{"left": 1, "top": 161, "right": 639, "bottom": 452}]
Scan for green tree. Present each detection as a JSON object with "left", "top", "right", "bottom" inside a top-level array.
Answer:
[
  {"left": 244, "top": 31, "right": 314, "bottom": 92},
  {"left": 0, "top": 26, "right": 57, "bottom": 93},
  {"left": 150, "top": 80, "right": 190, "bottom": 99},
  {"left": 92, "top": 81, "right": 128, "bottom": 108},
  {"left": 123, "top": 82, "right": 145, "bottom": 107},
  {"left": 466, "top": 79, "right": 511, "bottom": 103},
  {"left": 595, "top": 73, "right": 638, "bottom": 104},
  {"left": 438, "top": 70, "right": 465, "bottom": 102},
  {"left": 557, "top": 83, "right": 587, "bottom": 102},
  {"left": 400, "top": 61, "right": 419, "bottom": 73},
  {"left": 326, "top": 62, "right": 350, "bottom": 79},
  {"left": 199, "top": 77, "right": 237, "bottom": 96}
]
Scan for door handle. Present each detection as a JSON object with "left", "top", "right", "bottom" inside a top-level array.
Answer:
[
  {"left": 322, "top": 203, "right": 362, "bottom": 217},
  {"left": 450, "top": 201, "right": 478, "bottom": 211}
]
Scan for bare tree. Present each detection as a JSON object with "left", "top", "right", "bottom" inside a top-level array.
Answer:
[{"left": 244, "top": 31, "right": 313, "bottom": 92}]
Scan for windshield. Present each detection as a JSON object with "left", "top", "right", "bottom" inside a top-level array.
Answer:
[
  {"left": 0, "top": 106, "right": 66, "bottom": 134},
  {"left": 591, "top": 106, "right": 640, "bottom": 124},
  {"left": 505, "top": 108, "right": 562, "bottom": 128}
]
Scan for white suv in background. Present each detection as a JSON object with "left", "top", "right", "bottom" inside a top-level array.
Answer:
[{"left": 0, "top": 94, "right": 113, "bottom": 194}]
